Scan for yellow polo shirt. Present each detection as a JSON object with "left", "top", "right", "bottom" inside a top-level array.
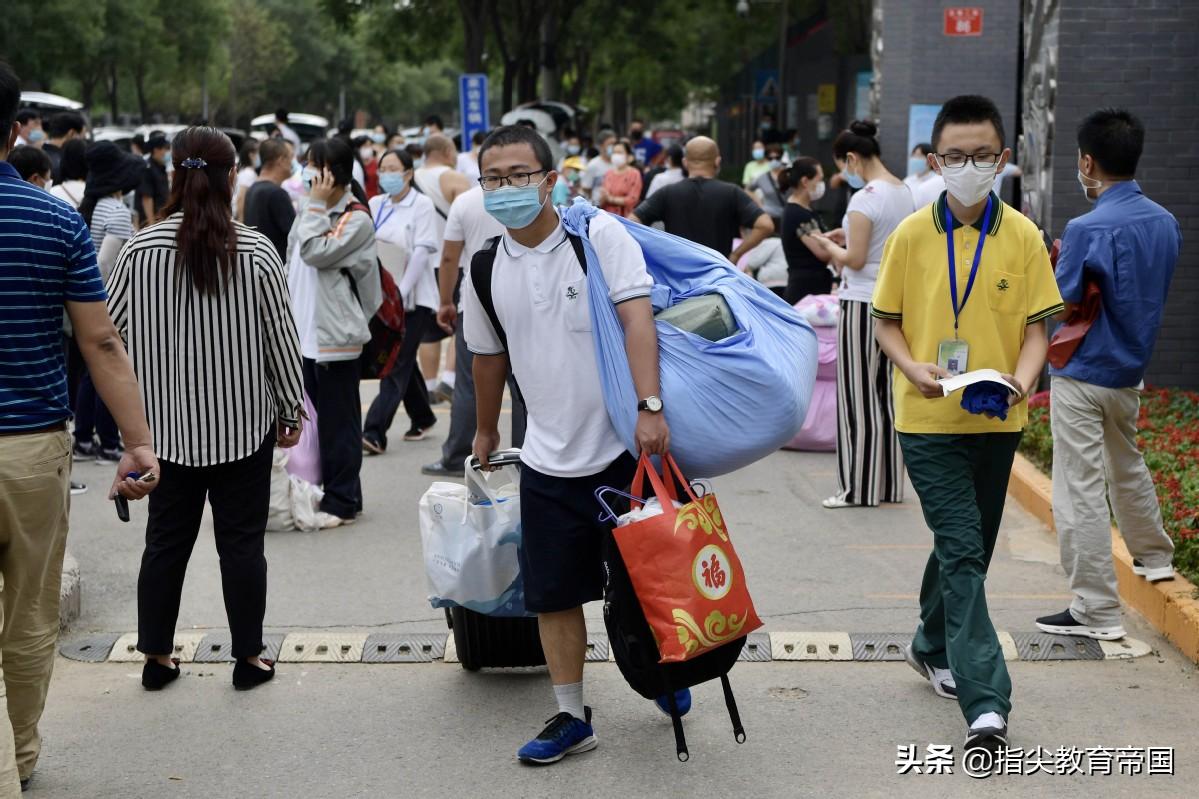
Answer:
[{"left": 871, "top": 192, "right": 1063, "bottom": 434}]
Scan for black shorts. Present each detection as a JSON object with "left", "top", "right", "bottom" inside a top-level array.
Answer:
[{"left": 518, "top": 452, "right": 638, "bottom": 613}]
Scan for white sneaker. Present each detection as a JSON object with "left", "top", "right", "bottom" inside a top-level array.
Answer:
[
  {"left": 313, "top": 511, "right": 354, "bottom": 529},
  {"left": 1132, "top": 559, "right": 1175, "bottom": 583},
  {"left": 903, "top": 644, "right": 957, "bottom": 699},
  {"left": 821, "top": 493, "right": 856, "bottom": 509}
]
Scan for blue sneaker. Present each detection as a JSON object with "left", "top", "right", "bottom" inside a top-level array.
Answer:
[
  {"left": 517, "top": 706, "right": 597, "bottom": 765},
  {"left": 654, "top": 688, "right": 692, "bottom": 718}
]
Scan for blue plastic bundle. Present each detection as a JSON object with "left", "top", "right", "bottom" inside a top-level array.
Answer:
[
  {"left": 561, "top": 202, "right": 818, "bottom": 477},
  {"left": 961, "top": 382, "right": 1012, "bottom": 421}
]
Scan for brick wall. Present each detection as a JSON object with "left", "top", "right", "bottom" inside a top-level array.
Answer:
[
  {"left": 877, "top": 0, "right": 1021, "bottom": 179},
  {"left": 1051, "top": 0, "right": 1199, "bottom": 388}
]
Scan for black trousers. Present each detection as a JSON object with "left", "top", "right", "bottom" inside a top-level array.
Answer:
[
  {"left": 303, "top": 357, "right": 363, "bottom": 519},
  {"left": 363, "top": 306, "right": 437, "bottom": 449},
  {"left": 137, "top": 437, "right": 274, "bottom": 659},
  {"left": 74, "top": 367, "right": 119, "bottom": 450}
]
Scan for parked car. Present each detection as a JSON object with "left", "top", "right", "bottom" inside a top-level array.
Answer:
[
  {"left": 19, "top": 91, "right": 85, "bottom": 115},
  {"left": 92, "top": 126, "right": 139, "bottom": 151},
  {"left": 250, "top": 112, "right": 330, "bottom": 146}
]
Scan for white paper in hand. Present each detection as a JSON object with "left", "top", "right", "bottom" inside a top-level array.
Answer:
[{"left": 936, "top": 368, "right": 1018, "bottom": 397}]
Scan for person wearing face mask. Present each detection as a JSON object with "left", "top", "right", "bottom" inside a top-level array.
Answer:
[
  {"left": 742, "top": 139, "right": 770, "bottom": 188},
  {"left": 463, "top": 124, "right": 672, "bottom": 766},
  {"left": 904, "top": 142, "right": 943, "bottom": 208},
  {"left": 871, "top": 96, "right": 1063, "bottom": 760},
  {"left": 628, "top": 118, "right": 661, "bottom": 167},
  {"left": 597, "top": 140, "right": 641, "bottom": 218},
  {"left": 362, "top": 148, "right": 440, "bottom": 453},
  {"left": 747, "top": 143, "right": 788, "bottom": 221},
  {"left": 5, "top": 146, "right": 53, "bottom": 190},
  {"left": 558, "top": 132, "right": 584, "bottom": 169},
  {"left": 1035, "top": 108, "right": 1182, "bottom": 642},
  {"left": 15, "top": 109, "right": 43, "bottom": 148},
  {"left": 355, "top": 136, "right": 380, "bottom": 198},
  {"left": 456, "top": 130, "right": 486, "bottom": 182},
  {"left": 778, "top": 157, "right": 835, "bottom": 304},
  {"left": 233, "top": 139, "right": 261, "bottom": 220},
  {"left": 807, "top": 119, "right": 913, "bottom": 511},
  {"left": 287, "top": 137, "right": 380, "bottom": 528},
  {"left": 580, "top": 130, "right": 615, "bottom": 204}
]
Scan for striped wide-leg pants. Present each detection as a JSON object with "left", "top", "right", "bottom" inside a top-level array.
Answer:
[{"left": 835, "top": 299, "right": 904, "bottom": 506}]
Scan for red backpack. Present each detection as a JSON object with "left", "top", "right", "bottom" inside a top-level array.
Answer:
[{"left": 342, "top": 201, "right": 405, "bottom": 379}]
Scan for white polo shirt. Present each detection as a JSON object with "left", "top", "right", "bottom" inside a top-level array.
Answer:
[
  {"left": 462, "top": 211, "right": 652, "bottom": 478},
  {"left": 369, "top": 189, "right": 439, "bottom": 311}
]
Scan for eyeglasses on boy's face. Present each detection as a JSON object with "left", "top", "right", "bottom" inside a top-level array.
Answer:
[
  {"left": 479, "top": 170, "right": 547, "bottom": 191},
  {"left": 936, "top": 152, "right": 1002, "bottom": 169}
]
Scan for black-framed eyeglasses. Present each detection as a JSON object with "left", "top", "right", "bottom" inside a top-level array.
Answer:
[
  {"left": 936, "top": 152, "right": 1002, "bottom": 169},
  {"left": 478, "top": 170, "right": 547, "bottom": 191}
]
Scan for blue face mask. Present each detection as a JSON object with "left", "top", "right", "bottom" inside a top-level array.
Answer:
[
  {"left": 370, "top": 132, "right": 386, "bottom": 144},
  {"left": 566, "top": 143, "right": 580, "bottom": 155},
  {"left": 413, "top": 157, "right": 425, "bottom": 169},
  {"left": 843, "top": 170, "right": 865, "bottom": 190},
  {"left": 301, "top": 166, "right": 319, "bottom": 191},
  {"left": 253, "top": 155, "right": 262, "bottom": 170},
  {"left": 483, "top": 181, "right": 548, "bottom": 230},
  {"left": 162, "top": 152, "right": 172, "bottom": 169},
  {"left": 378, "top": 172, "right": 408, "bottom": 196},
  {"left": 752, "top": 148, "right": 765, "bottom": 161},
  {"left": 291, "top": 158, "right": 302, "bottom": 177},
  {"left": 908, "top": 156, "right": 928, "bottom": 177},
  {"left": 28, "top": 128, "right": 45, "bottom": 143}
]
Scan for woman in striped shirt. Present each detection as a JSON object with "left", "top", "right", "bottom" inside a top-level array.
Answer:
[{"left": 107, "top": 127, "right": 305, "bottom": 692}]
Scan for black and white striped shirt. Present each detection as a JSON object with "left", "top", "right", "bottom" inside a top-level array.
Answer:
[{"left": 108, "top": 213, "right": 304, "bottom": 467}]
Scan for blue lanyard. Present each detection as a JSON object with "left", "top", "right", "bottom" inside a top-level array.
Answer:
[
  {"left": 945, "top": 195, "right": 992, "bottom": 337},
  {"left": 373, "top": 202, "right": 398, "bottom": 231}
]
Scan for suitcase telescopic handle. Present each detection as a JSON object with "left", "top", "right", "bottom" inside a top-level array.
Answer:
[{"left": 467, "top": 448, "right": 523, "bottom": 472}]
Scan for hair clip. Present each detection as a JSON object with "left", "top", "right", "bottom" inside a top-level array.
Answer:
[{"left": 180, "top": 157, "right": 208, "bottom": 169}]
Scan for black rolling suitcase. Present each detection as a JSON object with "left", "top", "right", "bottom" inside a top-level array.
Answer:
[{"left": 444, "top": 450, "right": 545, "bottom": 671}]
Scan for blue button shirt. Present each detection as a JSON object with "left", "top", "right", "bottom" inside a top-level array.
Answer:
[
  {"left": 1049, "top": 180, "right": 1181, "bottom": 388},
  {"left": 0, "top": 161, "right": 106, "bottom": 431}
]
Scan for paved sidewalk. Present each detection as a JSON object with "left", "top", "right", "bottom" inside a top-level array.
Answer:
[{"left": 43, "top": 385, "right": 1198, "bottom": 796}]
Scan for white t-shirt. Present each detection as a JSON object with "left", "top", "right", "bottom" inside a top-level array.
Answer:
[
  {"left": 369, "top": 189, "right": 440, "bottom": 311},
  {"left": 50, "top": 180, "right": 85, "bottom": 208},
  {"left": 462, "top": 211, "right": 652, "bottom": 477},
  {"left": 580, "top": 157, "right": 612, "bottom": 203},
  {"left": 646, "top": 167, "right": 684, "bottom": 197},
  {"left": 839, "top": 180, "right": 914, "bottom": 303},
  {"left": 456, "top": 151, "right": 480, "bottom": 182},
  {"left": 912, "top": 174, "right": 946, "bottom": 209},
  {"left": 233, "top": 166, "right": 257, "bottom": 213},
  {"left": 444, "top": 186, "right": 505, "bottom": 312},
  {"left": 414, "top": 165, "right": 452, "bottom": 268}
]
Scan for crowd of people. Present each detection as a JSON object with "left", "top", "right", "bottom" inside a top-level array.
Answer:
[{"left": 0, "top": 47, "right": 1184, "bottom": 788}]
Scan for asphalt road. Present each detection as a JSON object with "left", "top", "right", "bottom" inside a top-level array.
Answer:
[{"left": 38, "top": 385, "right": 1199, "bottom": 797}]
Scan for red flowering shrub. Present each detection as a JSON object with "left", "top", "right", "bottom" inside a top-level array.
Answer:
[{"left": 1020, "top": 387, "right": 1199, "bottom": 584}]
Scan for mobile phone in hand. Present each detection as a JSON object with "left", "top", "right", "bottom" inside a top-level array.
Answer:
[{"left": 112, "top": 471, "right": 155, "bottom": 522}]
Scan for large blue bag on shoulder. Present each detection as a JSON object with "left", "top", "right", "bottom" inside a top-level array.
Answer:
[{"left": 561, "top": 202, "right": 818, "bottom": 477}]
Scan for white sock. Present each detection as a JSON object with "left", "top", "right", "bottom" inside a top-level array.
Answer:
[
  {"left": 970, "top": 711, "right": 1005, "bottom": 731},
  {"left": 931, "top": 665, "right": 956, "bottom": 689},
  {"left": 425, "top": 378, "right": 438, "bottom": 392},
  {"left": 440, "top": 370, "right": 456, "bottom": 389},
  {"left": 552, "top": 681, "right": 585, "bottom": 720}
]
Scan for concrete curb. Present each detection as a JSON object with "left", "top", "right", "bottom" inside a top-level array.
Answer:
[
  {"left": 1008, "top": 453, "right": 1199, "bottom": 665},
  {"left": 59, "top": 550, "right": 81, "bottom": 631}
]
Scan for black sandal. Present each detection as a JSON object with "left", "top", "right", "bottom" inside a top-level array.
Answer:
[
  {"left": 233, "top": 658, "right": 275, "bottom": 691},
  {"left": 142, "top": 658, "right": 181, "bottom": 691}
]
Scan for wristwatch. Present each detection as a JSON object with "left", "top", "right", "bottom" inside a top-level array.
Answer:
[{"left": 637, "top": 395, "right": 664, "bottom": 413}]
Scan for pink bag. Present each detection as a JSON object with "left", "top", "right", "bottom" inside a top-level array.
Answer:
[
  {"left": 784, "top": 325, "right": 837, "bottom": 452},
  {"left": 284, "top": 391, "right": 321, "bottom": 485}
]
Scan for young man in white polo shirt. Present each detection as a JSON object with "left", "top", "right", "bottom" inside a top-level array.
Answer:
[{"left": 463, "top": 125, "right": 673, "bottom": 765}]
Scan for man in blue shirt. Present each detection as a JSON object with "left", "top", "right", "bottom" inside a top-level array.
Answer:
[
  {"left": 1035, "top": 108, "right": 1181, "bottom": 641},
  {"left": 0, "top": 61, "right": 159, "bottom": 793}
]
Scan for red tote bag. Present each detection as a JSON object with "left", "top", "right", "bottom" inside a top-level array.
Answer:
[{"left": 613, "top": 453, "right": 762, "bottom": 663}]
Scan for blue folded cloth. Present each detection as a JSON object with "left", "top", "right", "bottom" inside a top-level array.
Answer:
[{"left": 961, "top": 382, "right": 1012, "bottom": 420}]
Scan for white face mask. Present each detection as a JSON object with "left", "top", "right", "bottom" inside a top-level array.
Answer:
[
  {"left": 940, "top": 162, "right": 996, "bottom": 206},
  {"left": 1077, "top": 169, "right": 1102, "bottom": 203},
  {"left": 610, "top": 153, "right": 628, "bottom": 168},
  {"left": 359, "top": 146, "right": 374, "bottom": 162},
  {"left": 808, "top": 180, "right": 826, "bottom": 202}
]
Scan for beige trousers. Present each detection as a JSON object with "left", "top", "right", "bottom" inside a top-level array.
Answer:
[
  {"left": 0, "top": 430, "right": 71, "bottom": 796},
  {"left": 1050, "top": 376, "right": 1174, "bottom": 627}
]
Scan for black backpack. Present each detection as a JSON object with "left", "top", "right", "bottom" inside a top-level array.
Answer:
[{"left": 602, "top": 523, "right": 747, "bottom": 762}]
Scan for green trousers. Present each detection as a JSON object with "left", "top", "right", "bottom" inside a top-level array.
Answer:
[{"left": 899, "top": 431, "right": 1021, "bottom": 723}]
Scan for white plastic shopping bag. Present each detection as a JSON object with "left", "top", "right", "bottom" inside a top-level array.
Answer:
[{"left": 419, "top": 455, "right": 523, "bottom": 614}]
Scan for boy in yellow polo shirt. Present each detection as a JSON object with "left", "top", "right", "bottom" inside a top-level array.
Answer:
[{"left": 871, "top": 95, "right": 1063, "bottom": 763}]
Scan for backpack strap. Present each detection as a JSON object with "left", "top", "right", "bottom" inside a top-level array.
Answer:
[
  {"left": 470, "top": 236, "right": 506, "bottom": 350},
  {"left": 409, "top": 178, "right": 449, "bottom": 220},
  {"left": 721, "top": 674, "right": 747, "bottom": 744},
  {"left": 565, "top": 233, "right": 587, "bottom": 275},
  {"left": 665, "top": 687, "right": 690, "bottom": 762}
]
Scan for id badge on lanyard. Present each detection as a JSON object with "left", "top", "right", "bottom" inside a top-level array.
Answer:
[{"left": 938, "top": 196, "right": 992, "bottom": 377}]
